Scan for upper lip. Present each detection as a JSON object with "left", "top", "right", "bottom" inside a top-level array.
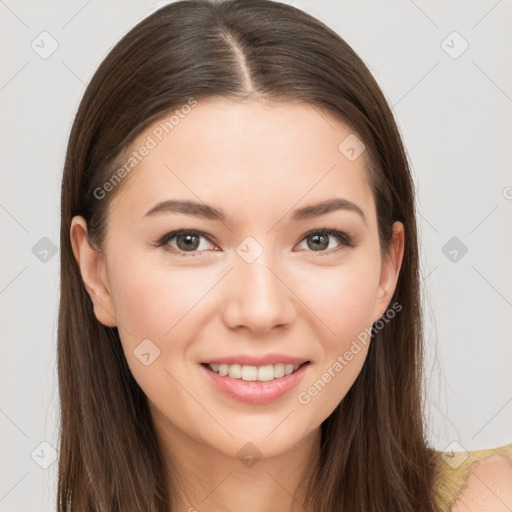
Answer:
[{"left": 201, "top": 353, "right": 310, "bottom": 366}]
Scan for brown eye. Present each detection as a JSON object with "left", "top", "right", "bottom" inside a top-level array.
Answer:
[
  {"left": 306, "top": 233, "right": 330, "bottom": 251},
  {"left": 175, "top": 233, "right": 201, "bottom": 251},
  {"left": 156, "top": 228, "right": 354, "bottom": 257},
  {"left": 297, "top": 229, "right": 354, "bottom": 254},
  {"left": 158, "top": 230, "right": 215, "bottom": 255}
]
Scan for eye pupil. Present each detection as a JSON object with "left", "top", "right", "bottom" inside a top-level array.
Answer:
[
  {"left": 309, "top": 233, "right": 329, "bottom": 251},
  {"left": 177, "top": 233, "right": 199, "bottom": 251}
]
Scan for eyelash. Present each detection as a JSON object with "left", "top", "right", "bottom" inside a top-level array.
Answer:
[{"left": 154, "top": 228, "right": 355, "bottom": 257}]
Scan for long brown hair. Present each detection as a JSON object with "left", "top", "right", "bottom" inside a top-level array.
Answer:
[{"left": 58, "top": 0, "right": 439, "bottom": 510}]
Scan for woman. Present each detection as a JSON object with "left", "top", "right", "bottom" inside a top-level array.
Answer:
[{"left": 58, "top": 0, "right": 512, "bottom": 510}]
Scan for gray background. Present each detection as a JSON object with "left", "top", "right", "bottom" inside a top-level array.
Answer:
[{"left": 1, "top": 0, "right": 511, "bottom": 509}]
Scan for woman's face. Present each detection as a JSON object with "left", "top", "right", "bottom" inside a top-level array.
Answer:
[{"left": 71, "top": 98, "right": 404, "bottom": 461}]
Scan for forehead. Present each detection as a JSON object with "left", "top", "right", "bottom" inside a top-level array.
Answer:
[{"left": 108, "top": 98, "right": 375, "bottom": 227}]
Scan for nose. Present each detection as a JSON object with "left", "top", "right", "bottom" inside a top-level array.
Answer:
[{"left": 221, "top": 251, "right": 296, "bottom": 335}]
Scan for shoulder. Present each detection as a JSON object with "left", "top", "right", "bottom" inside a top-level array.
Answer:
[{"left": 433, "top": 442, "right": 512, "bottom": 512}]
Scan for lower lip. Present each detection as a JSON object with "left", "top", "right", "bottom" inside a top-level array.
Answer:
[{"left": 200, "top": 363, "right": 310, "bottom": 405}]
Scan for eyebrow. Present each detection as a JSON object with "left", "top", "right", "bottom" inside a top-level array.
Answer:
[{"left": 143, "top": 198, "right": 367, "bottom": 225}]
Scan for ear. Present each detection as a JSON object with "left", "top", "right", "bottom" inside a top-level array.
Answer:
[
  {"left": 372, "top": 221, "right": 405, "bottom": 323},
  {"left": 70, "top": 216, "right": 117, "bottom": 327}
]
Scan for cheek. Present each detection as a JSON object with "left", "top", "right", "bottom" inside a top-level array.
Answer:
[
  {"left": 292, "top": 258, "right": 380, "bottom": 342},
  {"left": 290, "top": 260, "right": 379, "bottom": 411},
  {"left": 108, "top": 259, "right": 212, "bottom": 399},
  {"left": 110, "top": 256, "right": 214, "bottom": 341}
]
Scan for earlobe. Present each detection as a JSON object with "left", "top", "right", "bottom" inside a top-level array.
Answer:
[
  {"left": 373, "top": 221, "right": 405, "bottom": 322},
  {"left": 69, "top": 216, "right": 117, "bottom": 327}
]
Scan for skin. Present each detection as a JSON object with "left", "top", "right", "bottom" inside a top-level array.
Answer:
[
  {"left": 452, "top": 455, "right": 512, "bottom": 511},
  {"left": 70, "top": 98, "right": 405, "bottom": 512}
]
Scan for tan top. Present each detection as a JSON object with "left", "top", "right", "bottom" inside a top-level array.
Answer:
[{"left": 433, "top": 442, "right": 512, "bottom": 511}]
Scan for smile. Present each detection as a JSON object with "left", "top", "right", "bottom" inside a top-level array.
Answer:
[
  {"left": 200, "top": 361, "right": 311, "bottom": 404},
  {"left": 204, "top": 362, "right": 307, "bottom": 381}
]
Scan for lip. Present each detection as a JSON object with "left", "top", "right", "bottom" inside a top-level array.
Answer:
[
  {"left": 200, "top": 361, "right": 311, "bottom": 405},
  {"left": 201, "top": 353, "right": 310, "bottom": 366}
]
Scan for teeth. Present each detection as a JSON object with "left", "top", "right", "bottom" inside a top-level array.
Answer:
[{"left": 207, "top": 362, "right": 303, "bottom": 381}]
